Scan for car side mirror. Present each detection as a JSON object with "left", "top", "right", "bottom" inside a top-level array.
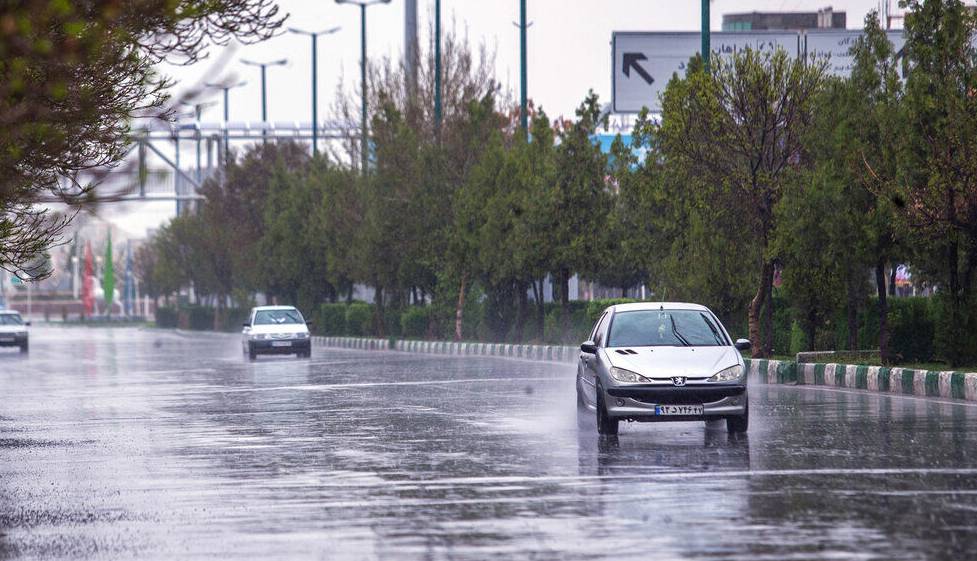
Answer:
[
  {"left": 580, "top": 341, "right": 598, "bottom": 354},
  {"left": 304, "top": 320, "right": 314, "bottom": 327},
  {"left": 24, "top": 321, "right": 31, "bottom": 326},
  {"left": 734, "top": 339, "right": 751, "bottom": 351},
  {"left": 242, "top": 323, "right": 251, "bottom": 329}
]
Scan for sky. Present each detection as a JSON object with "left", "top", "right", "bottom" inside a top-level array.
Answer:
[
  {"left": 162, "top": 0, "right": 888, "bottom": 126},
  {"left": 106, "top": 0, "right": 890, "bottom": 238}
]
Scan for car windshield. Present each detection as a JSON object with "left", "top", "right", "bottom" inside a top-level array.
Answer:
[
  {"left": 0, "top": 314, "right": 23, "bottom": 326},
  {"left": 607, "top": 310, "right": 728, "bottom": 347},
  {"left": 253, "top": 309, "right": 304, "bottom": 325}
]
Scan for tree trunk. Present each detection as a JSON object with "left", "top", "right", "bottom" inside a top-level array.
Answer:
[
  {"left": 805, "top": 309, "right": 816, "bottom": 352},
  {"left": 531, "top": 277, "right": 545, "bottom": 340},
  {"left": 515, "top": 281, "right": 529, "bottom": 342},
  {"left": 749, "top": 261, "right": 773, "bottom": 358},
  {"left": 762, "top": 267, "right": 775, "bottom": 356},
  {"left": 374, "top": 285, "right": 385, "bottom": 337},
  {"left": 560, "top": 269, "right": 570, "bottom": 340},
  {"left": 888, "top": 265, "right": 897, "bottom": 297},
  {"left": 846, "top": 279, "right": 858, "bottom": 351},
  {"left": 621, "top": 286, "right": 628, "bottom": 298},
  {"left": 454, "top": 274, "right": 467, "bottom": 341},
  {"left": 876, "top": 259, "right": 890, "bottom": 364}
]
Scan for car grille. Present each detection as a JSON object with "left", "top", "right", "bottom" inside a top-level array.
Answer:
[{"left": 607, "top": 385, "right": 746, "bottom": 404}]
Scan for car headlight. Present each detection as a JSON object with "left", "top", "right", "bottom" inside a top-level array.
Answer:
[
  {"left": 610, "top": 367, "right": 650, "bottom": 383},
  {"left": 250, "top": 333, "right": 267, "bottom": 340},
  {"left": 295, "top": 332, "right": 309, "bottom": 339},
  {"left": 709, "top": 365, "right": 744, "bottom": 382}
]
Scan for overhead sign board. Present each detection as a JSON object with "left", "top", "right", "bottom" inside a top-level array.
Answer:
[
  {"left": 803, "top": 30, "right": 906, "bottom": 78},
  {"left": 612, "top": 30, "right": 915, "bottom": 114},
  {"left": 612, "top": 31, "right": 800, "bottom": 113}
]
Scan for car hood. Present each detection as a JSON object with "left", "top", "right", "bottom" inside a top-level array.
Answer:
[
  {"left": 247, "top": 324, "right": 309, "bottom": 335},
  {"left": 605, "top": 346, "right": 741, "bottom": 379}
]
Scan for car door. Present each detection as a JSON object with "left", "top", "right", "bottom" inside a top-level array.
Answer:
[
  {"left": 579, "top": 312, "right": 609, "bottom": 405},
  {"left": 242, "top": 309, "right": 254, "bottom": 350}
]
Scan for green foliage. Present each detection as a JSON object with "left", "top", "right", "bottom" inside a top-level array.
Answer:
[
  {"left": 316, "top": 304, "right": 348, "bottom": 336},
  {"left": 345, "top": 304, "right": 374, "bottom": 337},
  {"left": 400, "top": 306, "right": 432, "bottom": 338},
  {"left": 155, "top": 306, "right": 178, "bottom": 328}
]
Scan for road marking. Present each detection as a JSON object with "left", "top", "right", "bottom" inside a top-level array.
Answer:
[{"left": 786, "top": 384, "right": 977, "bottom": 408}]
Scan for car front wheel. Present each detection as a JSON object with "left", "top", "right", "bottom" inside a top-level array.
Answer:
[
  {"left": 248, "top": 344, "right": 257, "bottom": 361},
  {"left": 727, "top": 403, "right": 749, "bottom": 433},
  {"left": 596, "top": 385, "right": 619, "bottom": 436}
]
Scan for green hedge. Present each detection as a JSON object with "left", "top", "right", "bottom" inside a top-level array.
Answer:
[
  {"left": 156, "top": 306, "right": 178, "bottom": 328},
  {"left": 317, "top": 303, "right": 348, "bottom": 335}
]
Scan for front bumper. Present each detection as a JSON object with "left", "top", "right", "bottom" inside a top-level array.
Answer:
[
  {"left": 0, "top": 333, "right": 27, "bottom": 347},
  {"left": 603, "top": 383, "right": 747, "bottom": 420},
  {"left": 249, "top": 338, "right": 311, "bottom": 354}
]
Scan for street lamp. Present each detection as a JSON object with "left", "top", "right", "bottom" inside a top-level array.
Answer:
[
  {"left": 178, "top": 100, "right": 217, "bottom": 185},
  {"left": 336, "top": 0, "right": 391, "bottom": 174},
  {"left": 241, "top": 58, "right": 288, "bottom": 143},
  {"left": 205, "top": 79, "right": 247, "bottom": 164},
  {"left": 288, "top": 26, "right": 341, "bottom": 156}
]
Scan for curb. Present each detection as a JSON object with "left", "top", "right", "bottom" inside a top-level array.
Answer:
[
  {"left": 310, "top": 336, "right": 977, "bottom": 403},
  {"left": 312, "top": 336, "right": 578, "bottom": 364}
]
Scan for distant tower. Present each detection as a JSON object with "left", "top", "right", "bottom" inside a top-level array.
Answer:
[{"left": 405, "top": 0, "right": 419, "bottom": 92}]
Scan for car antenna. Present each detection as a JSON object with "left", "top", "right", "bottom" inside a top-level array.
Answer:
[{"left": 659, "top": 287, "right": 666, "bottom": 310}]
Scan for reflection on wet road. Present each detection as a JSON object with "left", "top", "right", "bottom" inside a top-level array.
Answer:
[{"left": 2, "top": 327, "right": 977, "bottom": 560}]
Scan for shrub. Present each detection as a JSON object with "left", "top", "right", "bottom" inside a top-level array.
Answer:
[
  {"left": 317, "top": 303, "right": 348, "bottom": 335},
  {"left": 585, "top": 298, "right": 639, "bottom": 323},
  {"left": 156, "top": 306, "right": 178, "bottom": 328},
  {"left": 345, "top": 303, "right": 373, "bottom": 336},
  {"left": 187, "top": 305, "right": 214, "bottom": 331},
  {"left": 400, "top": 306, "right": 431, "bottom": 338}
]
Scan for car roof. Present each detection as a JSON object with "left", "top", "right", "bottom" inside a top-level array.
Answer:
[
  {"left": 607, "top": 302, "right": 711, "bottom": 313},
  {"left": 0, "top": 310, "right": 21, "bottom": 315},
  {"left": 252, "top": 306, "right": 299, "bottom": 311}
]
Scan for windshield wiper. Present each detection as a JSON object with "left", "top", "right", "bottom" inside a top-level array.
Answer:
[
  {"left": 669, "top": 315, "right": 692, "bottom": 346},
  {"left": 700, "top": 312, "right": 725, "bottom": 346}
]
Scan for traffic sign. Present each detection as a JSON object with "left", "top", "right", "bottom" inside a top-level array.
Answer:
[
  {"left": 612, "top": 31, "right": 800, "bottom": 114},
  {"left": 803, "top": 30, "right": 906, "bottom": 78}
]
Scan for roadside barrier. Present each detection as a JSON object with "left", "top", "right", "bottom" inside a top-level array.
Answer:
[{"left": 310, "top": 336, "right": 977, "bottom": 403}]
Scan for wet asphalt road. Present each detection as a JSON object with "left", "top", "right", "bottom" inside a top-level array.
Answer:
[{"left": 2, "top": 327, "right": 977, "bottom": 560}]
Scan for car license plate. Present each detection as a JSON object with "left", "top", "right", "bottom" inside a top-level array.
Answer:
[
  {"left": 271, "top": 341, "right": 292, "bottom": 347},
  {"left": 655, "top": 405, "right": 704, "bottom": 416}
]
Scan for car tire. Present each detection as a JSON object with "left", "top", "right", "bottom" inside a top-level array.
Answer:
[
  {"left": 299, "top": 350, "right": 311, "bottom": 359},
  {"left": 19, "top": 341, "right": 28, "bottom": 353},
  {"left": 576, "top": 381, "right": 591, "bottom": 429},
  {"left": 596, "top": 386, "right": 619, "bottom": 436},
  {"left": 727, "top": 403, "right": 749, "bottom": 433},
  {"left": 248, "top": 344, "right": 257, "bottom": 361}
]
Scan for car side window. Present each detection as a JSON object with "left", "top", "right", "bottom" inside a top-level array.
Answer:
[
  {"left": 594, "top": 313, "right": 611, "bottom": 347},
  {"left": 589, "top": 313, "right": 606, "bottom": 343}
]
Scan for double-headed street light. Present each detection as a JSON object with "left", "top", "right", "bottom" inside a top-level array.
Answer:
[
  {"left": 336, "top": 0, "right": 391, "bottom": 175},
  {"left": 241, "top": 58, "right": 288, "bottom": 143},
  {"left": 288, "top": 26, "right": 341, "bottom": 156},
  {"left": 205, "top": 79, "right": 247, "bottom": 163}
]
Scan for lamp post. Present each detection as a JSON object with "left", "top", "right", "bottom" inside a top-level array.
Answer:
[
  {"left": 336, "top": 0, "right": 391, "bottom": 175},
  {"left": 241, "top": 58, "right": 288, "bottom": 143},
  {"left": 702, "top": 0, "right": 710, "bottom": 70},
  {"left": 205, "top": 79, "right": 247, "bottom": 164},
  {"left": 288, "top": 26, "right": 341, "bottom": 156}
]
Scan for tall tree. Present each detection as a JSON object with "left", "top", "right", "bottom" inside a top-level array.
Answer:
[
  {"left": 898, "top": 0, "right": 977, "bottom": 365},
  {"left": 658, "top": 48, "right": 828, "bottom": 357},
  {"left": 0, "top": 0, "right": 283, "bottom": 278}
]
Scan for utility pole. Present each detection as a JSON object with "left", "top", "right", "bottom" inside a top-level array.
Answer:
[
  {"left": 519, "top": 0, "right": 528, "bottom": 132},
  {"left": 241, "top": 58, "right": 288, "bottom": 144},
  {"left": 336, "top": 0, "right": 391, "bottom": 175},
  {"left": 205, "top": 80, "right": 246, "bottom": 165},
  {"left": 289, "top": 26, "right": 341, "bottom": 156},
  {"left": 701, "top": 0, "right": 711, "bottom": 70},
  {"left": 435, "top": 0, "right": 442, "bottom": 133}
]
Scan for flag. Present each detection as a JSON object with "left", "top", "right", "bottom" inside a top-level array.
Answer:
[
  {"left": 82, "top": 241, "right": 94, "bottom": 316},
  {"left": 102, "top": 232, "right": 114, "bottom": 316}
]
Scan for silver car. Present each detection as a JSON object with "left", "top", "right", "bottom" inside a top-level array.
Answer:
[
  {"left": 0, "top": 310, "right": 29, "bottom": 353},
  {"left": 241, "top": 306, "right": 312, "bottom": 360},
  {"left": 577, "top": 302, "right": 750, "bottom": 436}
]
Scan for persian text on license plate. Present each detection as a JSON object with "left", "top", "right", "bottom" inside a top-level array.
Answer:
[
  {"left": 655, "top": 405, "right": 704, "bottom": 416},
  {"left": 271, "top": 341, "right": 292, "bottom": 347}
]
